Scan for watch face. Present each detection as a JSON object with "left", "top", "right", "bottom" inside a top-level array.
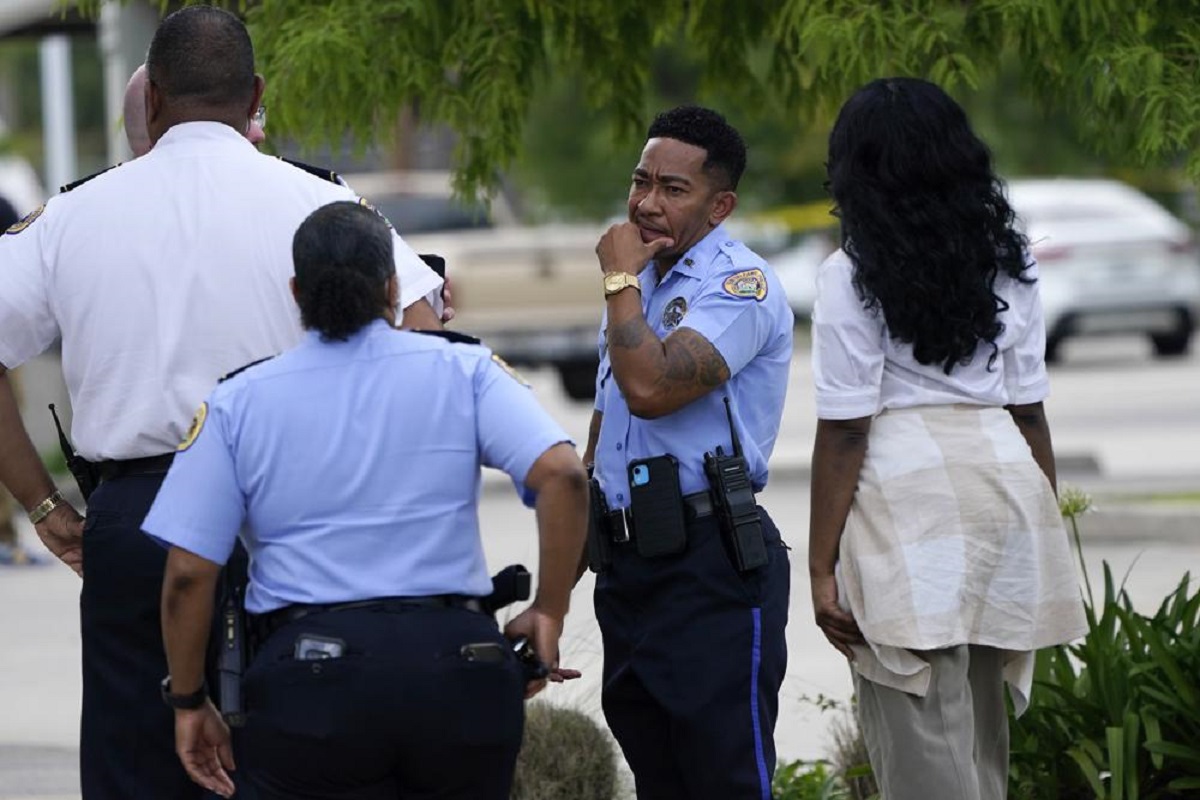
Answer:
[{"left": 604, "top": 273, "right": 637, "bottom": 294}]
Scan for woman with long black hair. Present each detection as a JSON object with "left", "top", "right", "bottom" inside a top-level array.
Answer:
[{"left": 808, "top": 78, "right": 1087, "bottom": 799}]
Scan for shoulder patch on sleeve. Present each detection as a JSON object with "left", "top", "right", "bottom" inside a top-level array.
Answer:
[
  {"left": 411, "top": 329, "right": 482, "bottom": 346},
  {"left": 491, "top": 353, "right": 530, "bottom": 387},
  {"left": 723, "top": 268, "right": 768, "bottom": 301},
  {"left": 4, "top": 203, "right": 44, "bottom": 235},
  {"left": 277, "top": 156, "right": 345, "bottom": 186},
  {"left": 219, "top": 355, "right": 275, "bottom": 383},
  {"left": 178, "top": 403, "right": 208, "bottom": 452},
  {"left": 59, "top": 164, "right": 119, "bottom": 194}
]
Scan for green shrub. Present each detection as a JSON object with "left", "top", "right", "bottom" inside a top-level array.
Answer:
[
  {"left": 511, "top": 702, "right": 618, "bottom": 800},
  {"left": 775, "top": 696, "right": 877, "bottom": 800},
  {"left": 773, "top": 759, "right": 847, "bottom": 799},
  {"left": 1009, "top": 491, "right": 1200, "bottom": 798},
  {"left": 827, "top": 706, "right": 878, "bottom": 800}
]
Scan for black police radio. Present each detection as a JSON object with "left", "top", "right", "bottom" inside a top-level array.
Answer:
[{"left": 704, "top": 397, "right": 768, "bottom": 573}]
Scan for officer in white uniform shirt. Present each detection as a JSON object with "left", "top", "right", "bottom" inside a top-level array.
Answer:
[
  {"left": 0, "top": 7, "right": 442, "bottom": 799},
  {"left": 144, "top": 201, "right": 588, "bottom": 800}
]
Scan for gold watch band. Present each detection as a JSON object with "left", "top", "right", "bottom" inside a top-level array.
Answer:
[
  {"left": 28, "top": 490, "right": 66, "bottom": 525},
  {"left": 603, "top": 272, "right": 642, "bottom": 297}
]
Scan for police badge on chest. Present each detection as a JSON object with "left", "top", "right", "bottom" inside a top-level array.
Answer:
[{"left": 661, "top": 297, "right": 688, "bottom": 331}]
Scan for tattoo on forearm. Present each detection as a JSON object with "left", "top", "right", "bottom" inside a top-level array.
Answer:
[{"left": 608, "top": 318, "right": 649, "bottom": 350}]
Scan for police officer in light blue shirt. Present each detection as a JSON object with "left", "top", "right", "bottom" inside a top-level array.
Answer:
[
  {"left": 143, "top": 201, "right": 588, "bottom": 800},
  {"left": 584, "top": 106, "right": 793, "bottom": 800}
]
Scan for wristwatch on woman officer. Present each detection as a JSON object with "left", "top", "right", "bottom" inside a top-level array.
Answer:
[{"left": 160, "top": 676, "right": 207, "bottom": 710}]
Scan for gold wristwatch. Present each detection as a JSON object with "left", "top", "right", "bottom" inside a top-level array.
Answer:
[
  {"left": 28, "top": 490, "right": 66, "bottom": 525},
  {"left": 603, "top": 272, "right": 641, "bottom": 297}
]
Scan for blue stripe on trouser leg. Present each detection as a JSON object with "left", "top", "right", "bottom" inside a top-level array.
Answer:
[
  {"left": 751, "top": 606, "right": 770, "bottom": 799},
  {"left": 595, "top": 510, "right": 790, "bottom": 800}
]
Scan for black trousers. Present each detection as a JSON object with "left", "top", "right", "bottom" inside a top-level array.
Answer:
[
  {"left": 241, "top": 604, "right": 526, "bottom": 799},
  {"left": 80, "top": 474, "right": 202, "bottom": 799},
  {"left": 595, "top": 508, "right": 790, "bottom": 800}
]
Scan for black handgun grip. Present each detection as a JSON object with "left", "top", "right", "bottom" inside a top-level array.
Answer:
[{"left": 481, "top": 564, "right": 531, "bottom": 616}]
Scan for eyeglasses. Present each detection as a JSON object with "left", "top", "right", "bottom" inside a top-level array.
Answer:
[{"left": 251, "top": 105, "right": 267, "bottom": 130}]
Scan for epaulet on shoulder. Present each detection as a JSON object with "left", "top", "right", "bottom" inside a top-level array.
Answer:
[
  {"left": 219, "top": 356, "right": 275, "bottom": 383},
  {"left": 411, "top": 329, "right": 482, "bottom": 346},
  {"left": 277, "top": 156, "right": 344, "bottom": 186},
  {"left": 59, "top": 164, "right": 119, "bottom": 194}
]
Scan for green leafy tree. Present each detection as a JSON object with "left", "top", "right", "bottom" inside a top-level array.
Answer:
[{"left": 72, "top": 0, "right": 1200, "bottom": 196}]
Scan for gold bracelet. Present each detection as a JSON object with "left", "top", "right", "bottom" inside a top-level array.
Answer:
[{"left": 28, "top": 490, "right": 66, "bottom": 525}]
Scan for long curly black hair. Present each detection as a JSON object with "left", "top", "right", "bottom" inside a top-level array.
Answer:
[{"left": 827, "top": 77, "right": 1031, "bottom": 374}]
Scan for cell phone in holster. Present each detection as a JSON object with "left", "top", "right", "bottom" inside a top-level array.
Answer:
[{"left": 627, "top": 455, "right": 688, "bottom": 558}]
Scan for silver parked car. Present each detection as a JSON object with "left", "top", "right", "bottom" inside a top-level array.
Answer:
[{"left": 1009, "top": 178, "right": 1200, "bottom": 361}]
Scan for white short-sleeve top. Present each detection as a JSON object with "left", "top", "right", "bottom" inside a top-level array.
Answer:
[
  {"left": 0, "top": 122, "right": 442, "bottom": 460},
  {"left": 812, "top": 249, "right": 1050, "bottom": 420}
]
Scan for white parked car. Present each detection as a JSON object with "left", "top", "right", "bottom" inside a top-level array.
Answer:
[
  {"left": 773, "top": 231, "right": 837, "bottom": 322},
  {"left": 772, "top": 179, "right": 1200, "bottom": 363},
  {"left": 1009, "top": 178, "right": 1200, "bottom": 361}
]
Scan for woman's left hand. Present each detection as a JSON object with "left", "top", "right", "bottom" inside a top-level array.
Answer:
[
  {"left": 175, "top": 700, "right": 236, "bottom": 798},
  {"left": 811, "top": 572, "right": 863, "bottom": 659}
]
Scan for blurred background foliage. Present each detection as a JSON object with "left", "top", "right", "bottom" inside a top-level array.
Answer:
[{"left": 10, "top": 0, "right": 1199, "bottom": 219}]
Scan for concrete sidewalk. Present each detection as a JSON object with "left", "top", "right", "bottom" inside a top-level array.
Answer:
[{"left": 2, "top": 467, "right": 1197, "bottom": 800}]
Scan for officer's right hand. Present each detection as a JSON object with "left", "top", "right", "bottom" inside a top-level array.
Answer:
[
  {"left": 34, "top": 503, "right": 84, "bottom": 578},
  {"left": 504, "top": 606, "right": 580, "bottom": 699},
  {"left": 175, "top": 700, "right": 236, "bottom": 798}
]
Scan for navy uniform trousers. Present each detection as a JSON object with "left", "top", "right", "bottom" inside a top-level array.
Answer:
[
  {"left": 80, "top": 474, "right": 203, "bottom": 799},
  {"left": 240, "top": 604, "right": 526, "bottom": 799},
  {"left": 80, "top": 474, "right": 256, "bottom": 800},
  {"left": 596, "top": 507, "right": 790, "bottom": 800}
]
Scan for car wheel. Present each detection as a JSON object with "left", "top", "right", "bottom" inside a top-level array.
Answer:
[
  {"left": 1150, "top": 330, "right": 1191, "bottom": 358},
  {"left": 558, "top": 360, "right": 599, "bottom": 401}
]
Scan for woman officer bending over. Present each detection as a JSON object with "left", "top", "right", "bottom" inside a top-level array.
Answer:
[{"left": 145, "top": 201, "right": 588, "bottom": 799}]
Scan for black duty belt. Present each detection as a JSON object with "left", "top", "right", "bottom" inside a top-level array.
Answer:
[
  {"left": 603, "top": 490, "right": 715, "bottom": 544},
  {"left": 96, "top": 453, "right": 175, "bottom": 483},
  {"left": 258, "top": 594, "right": 485, "bottom": 640}
]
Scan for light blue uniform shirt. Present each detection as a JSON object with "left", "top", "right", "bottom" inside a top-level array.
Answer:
[
  {"left": 143, "top": 320, "right": 571, "bottom": 613},
  {"left": 593, "top": 224, "right": 794, "bottom": 511}
]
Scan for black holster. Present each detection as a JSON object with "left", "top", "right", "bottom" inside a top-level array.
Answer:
[
  {"left": 216, "top": 542, "right": 250, "bottom": 728},
  {"left": 49, "top": 404, "right": 98, "bottom": 501},
  {"left": 586, "top": 476, "right": 612, "bottom": 573}
]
